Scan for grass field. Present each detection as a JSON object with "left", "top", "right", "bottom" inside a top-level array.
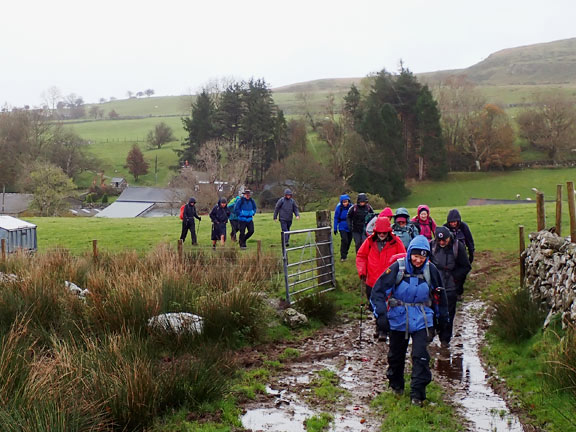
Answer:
[
  {"left": 396, "top": 168, "right": 576, "bottom": 208},
  {"left": 70, "top": 117, "right": 187, "bottom": 143},
  {"left": 29, "top": 201, "right": 554, "bottom": 256},
  {"left": 85, "top": 95, "right": 193, "bottom": 117}
]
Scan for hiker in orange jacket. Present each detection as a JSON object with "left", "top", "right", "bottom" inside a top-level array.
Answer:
[{"left": 356, "top": 217, "right": 406, "bottom": 306}]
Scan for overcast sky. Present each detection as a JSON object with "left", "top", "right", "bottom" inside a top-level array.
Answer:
[{"left": 2, "top": 0, "right": 575, "bottom": 107}]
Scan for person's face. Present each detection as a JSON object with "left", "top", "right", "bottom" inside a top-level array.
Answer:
[
  {"left": 244, "top": 193, "right": 251, "bottom": 199},
  {"left": 396, "top": 219, "right": 406, "bottom": 227},
  {"left": 376, "top": 231, "right": 389, "bottom": 241},
  {"left": 449, "top": 221, "right": 458, "bottom": 228},
  {"left": 438, "top": 237, "right": 450, "bottom": 248},
  {"left": 285, "top": 194, "right": 292, "bottom": 199},
  {"left": 419, "top": 210, "right": 428, "bottom": 221},
  {"left": 342, "top": 200, "right": 350, "bottom": 207},
  {"left": 411, "top": 254, "right": 426, "bottom": 268},
  {"left": 220, "top": 202, "right": 227, "bottom": 207},
  {"left": 359, "top": 201, "right": 367, "bottom": 206}
]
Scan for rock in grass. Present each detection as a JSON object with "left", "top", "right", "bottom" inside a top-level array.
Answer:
[
  {"left": 148, "top": 313, "right": 204, "bottom": 334},
  {"left": 282, "top": 308, "right": 308, "bottom": 328}
]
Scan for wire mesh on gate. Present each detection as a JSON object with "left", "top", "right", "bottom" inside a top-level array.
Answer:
[{"left": 281, "top": 226, "right": 335, "bottom": 304}]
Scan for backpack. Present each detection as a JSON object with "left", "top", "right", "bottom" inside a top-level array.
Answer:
[
  {"left": 395, "top": 257, "right": 432, "bottom": 287},
  {"left": 179, "top": 204, "right": 185, "bottom": 220}
]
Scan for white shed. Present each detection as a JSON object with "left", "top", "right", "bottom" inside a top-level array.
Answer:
[{"left": 0, "top": 216, "right": 37, "bottom": 253}]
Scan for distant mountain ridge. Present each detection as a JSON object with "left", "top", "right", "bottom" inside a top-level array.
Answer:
[{"left": 274, "top": 38, "right": 576, "bottom": 93}]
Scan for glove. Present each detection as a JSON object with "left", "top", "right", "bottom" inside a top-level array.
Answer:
[
  {"left": 360, "top": 274, "right": 367, "bottom": 282},
  {"left": 334, "top": 230, "right": 338, "bottom": 235},
  {"left": 198, "top": 216, "right": 202, "bottom": 221},
  {"left": 469, "top": 253, "right": 474, "bottom": 264},
  {"left": 427, "top": 327, "right": 436, "bottom": 343}
]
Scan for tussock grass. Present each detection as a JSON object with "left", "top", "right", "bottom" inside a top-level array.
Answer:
[
  {"left": 491, "top": 285, "right": 546, "bottom": 343},
  {"left": 547, "top": 322, "right": 576, "bottom": 399},
  {"left": 0, "top": 245, "right": 279, "bottom": 430}
]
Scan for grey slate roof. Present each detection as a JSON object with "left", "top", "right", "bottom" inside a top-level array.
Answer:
[
  {"left": 117, "top": 187, "right": 180, "bottom": 204},
  {"left": 0, "top": 193, "right": 33, "bottom": 215},
  {"left": 95, "top": 202, "right": 154, "bottom": 218}
]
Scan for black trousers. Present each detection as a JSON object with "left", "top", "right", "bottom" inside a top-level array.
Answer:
[
  {"left": 229, "top": 220, "right": 239, "bottom": 240},
  {"left": 280, "top": 219, "right": 293, "bottom": 245},
  {"left": 238, "top": 220, "right": 255, "bottom": 247},
  {"left": 386, "top": 329, "right": 431, "bottom": 401},
  {"left": 352, "top": 231, "right": 367, "bottom": 252},
  {"left": 339, "top": 231, "right": 352, "bottom": 260},
  {"left": 439, "top": 290, "right": 458, "bottom": 344},
  {"left": 180, "top": 220, "right": 197, "bottom": 244}
]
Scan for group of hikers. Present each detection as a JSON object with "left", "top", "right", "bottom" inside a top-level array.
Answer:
[
  {"left": 338, "top": 193, "right": 475, "bottom": 406},
  {"left": 181, "top": 189, "right": 475, "bottom": 407},
  {"left": 179, "top": 188, "right": 299, "bottom": 250}
]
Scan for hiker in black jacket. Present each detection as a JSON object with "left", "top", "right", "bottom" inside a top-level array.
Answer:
[
  {"left": 430, "top": 226, "right": 471, "bottom": 348},
  {"left": 180, "top": 197, "right": 201, "bottom": 245},
  {"left": 274, "top": 189, "right": 300, "bottom": 247},
  {"left": 210, "top": 197, "right": 231, "bottom": 249},
  {"left": 346, "top": 193, "right": 374, "bottom": 252}
]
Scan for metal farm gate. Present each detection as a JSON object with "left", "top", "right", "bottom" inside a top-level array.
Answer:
[{"left": 281, "top": 226, "right": 336, "bottom": 304}]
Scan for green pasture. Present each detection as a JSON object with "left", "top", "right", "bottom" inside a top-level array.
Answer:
[
  {"left": 397, "top": 168, "right": 576, "bottom": 208},
  {"left": 85, "top": 95, "right": 193, "bottom": 117},
  {"left": 29, "top": 202, "right": 551, "bottom": 256},
  {"left": 477, "top": 84, "right": 576, "bottom": 106},
  {"left": 70, "top": 117, "right": 187, "bottom": 143}
]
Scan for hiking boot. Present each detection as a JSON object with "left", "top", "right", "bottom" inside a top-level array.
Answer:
[
  {"left": 440, "top": 340, "right": 450, "bottom": 349},
  {"left": 240, "top": 246, "right": 247, "bottom": 250},
  {"left": 411, "top": 398, "right": 424, "bottom": 407},
  {"left": 377, "top": 331, "right": 388, "bottom": 343},
  {"left": 391, "top": 387, "right": 403, "bottom": 396},
  {"left": 340, "top": 258, "right": 347, "bottom": 262}
]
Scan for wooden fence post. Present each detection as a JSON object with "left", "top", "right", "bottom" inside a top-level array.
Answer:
[
  {"left": 567, "top": 182, "right": 576, "bottom": 243},
  {"left": 92, "top": 240, "right": 98, "bottom": 262},
  {"left": 315, "top": 210, "right": 333, "bottom": 286},
  {"left": 256, "top": 240, "right": 262, "bottom": 262},
  {"left": 177, "top": 239, "right": 183, "bottom": 262},
  {"left": 519, "top": 226, "right": 525, "bottom": 288},
  {"left": 536, "top": 192, "right": 545, "bottom": 231},
  {"left": 556, "top": 184, "right": 562, "bottom": 236},
  {"left": 1, "top": 239, "right": 5, "bottom": 262}
]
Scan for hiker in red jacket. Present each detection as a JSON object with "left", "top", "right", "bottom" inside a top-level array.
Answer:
[{"left": 356, "top": 217, "right": 406, "bottom": 328}]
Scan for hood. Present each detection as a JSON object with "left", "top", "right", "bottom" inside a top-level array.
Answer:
[
  {"left": 218, "top": 197, "right": 227, "bottom": 204},
  {"left": 339, "top": 194, "right": 351, "bottom": 204},
  {"left": 189, "top": 197, "right": 197, "bottom": 204},
  {"left": 357, "top": 193, "right": 368, "bottom": 203},
  {"left": 405, "top": 235, "right": 431, "bottom": 273},
  {"left": 394, "top": 207, "right": 409, "bottom": 219},
  {"left": 381, "top": 207, "right": 394, "bottom": 217},
  {"left": 446, "top": 209, "right": 461, "bottom": 223},
  {"left": 284, "top": 188, "right": 293, "bottom": 196},
  {"left": 417, "top": 204, "right": 430, "bottom": 216},
  {"left": 374, "top": 217, "right": 392, "bottom": 233}
]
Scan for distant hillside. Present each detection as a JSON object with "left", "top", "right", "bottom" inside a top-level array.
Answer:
[
  {"left": 420, "top": 38, "right": 576, "bottom": 85},
  {"left": 273, "top": 77, "right": 360, "bottom": 94}
]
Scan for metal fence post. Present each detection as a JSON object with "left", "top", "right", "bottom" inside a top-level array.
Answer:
[
  {"left": 281, "top": 232, "right": 290, "bottom": 303},
  {"left": 315, "top": 210, "right": 332, "bottom": 286}
]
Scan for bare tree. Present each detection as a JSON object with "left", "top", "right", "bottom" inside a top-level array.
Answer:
[{"left": 41, "top": 86, "right": 62, "bottom": 114}]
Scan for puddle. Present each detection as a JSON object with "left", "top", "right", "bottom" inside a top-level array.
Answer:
[{"left": 433, "top": 300, "right": 523, "bottom": 432}]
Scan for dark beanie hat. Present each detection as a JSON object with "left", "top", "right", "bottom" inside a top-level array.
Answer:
[
  {"left": 435, "top": 226, "right": 451, "bottom": 240},
  {"left": 410, "top": 248, "right": 429, "bottom": 257}
]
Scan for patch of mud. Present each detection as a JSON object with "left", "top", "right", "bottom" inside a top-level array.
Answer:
[
  {"left": 241, "top": 317, "right": 387, "bottom": 431},
  {"left": 431, "top": 301, "right": 523, "bottom": 432}
]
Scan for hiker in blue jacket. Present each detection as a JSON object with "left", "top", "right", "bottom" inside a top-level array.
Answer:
[
  {"left": 227, "top": 192, "right": 242, "bottom": 242},
  {"left": 333, "top": 194, "right": 352, "bottom": 261},
  {"left": 370, "top": 235, "right": 449, "bottom": 406},
  {"left": 234, "top": 189, "right": 257, "bottom": 249},
  {"left": 274, "top": 189, "right": 300, "bottom": 247}
]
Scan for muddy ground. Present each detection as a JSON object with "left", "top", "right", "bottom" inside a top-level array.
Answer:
[{"left": 237, "top": 252, "right": 527, "bottom": 432}]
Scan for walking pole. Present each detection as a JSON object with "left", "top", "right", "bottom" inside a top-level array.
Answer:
[
  {"left": 359, "top": 280, "right": 364, "bottom": 345},
  {"left": 196, "top": 219, "right": 201, "bottom": 238}
]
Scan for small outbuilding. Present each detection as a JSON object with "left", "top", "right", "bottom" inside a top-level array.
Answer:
[{"left": 0, "top": 216, "right": 37, "bottom": 253}]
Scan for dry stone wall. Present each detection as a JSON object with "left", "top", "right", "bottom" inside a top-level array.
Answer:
[{"left": 523, "top": 230, "right": 576, "bottom": 325}]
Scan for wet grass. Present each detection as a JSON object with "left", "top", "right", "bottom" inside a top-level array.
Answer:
[
  {"left": 372, "top": 381, "right": 465, "bottom": 431},
  {"left": 304, "top": 412, "right": 334, "bottom": 432},
  {"left": 309, "top": 369, "right": 348, "bottom": 405}
]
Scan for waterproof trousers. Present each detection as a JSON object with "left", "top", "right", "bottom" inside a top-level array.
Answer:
[
  {"left": 229, "top": 220, "right": 239, "bottom": 241},
  {"left": 180, "top": 220, "right": 197, "bottom": 244},
  {"left": 339, "top": 231, "right": 353, "bottom": 260},
  {"left": 238, "top": 220, "right": 255, "bottom": 248},
  {"left": 352, "top": 231, "right": 367, "bottom": 252},
  {"left": 280, "top": 219, "right": 293, "bottom": 246},
  {"left": 386, "top": 329, "right": 431, "bottom": 402},
  {"left": 439, "top": 290, "right": 458, "bottom": 344}
]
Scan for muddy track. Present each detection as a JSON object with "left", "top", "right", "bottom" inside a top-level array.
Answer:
[{"left": 239, "top": 252, "right": 525, "bottom": 432}]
